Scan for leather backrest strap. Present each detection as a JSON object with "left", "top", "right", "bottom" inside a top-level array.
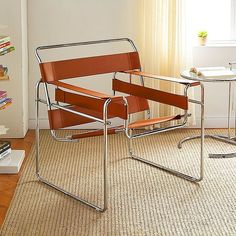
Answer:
[{"left": 40, "top": 52, "right": 141, "bottom": 82}]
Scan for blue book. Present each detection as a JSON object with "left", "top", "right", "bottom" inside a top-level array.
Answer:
[{"left": 0, "top": 96, "right": 7, "bottom": 104}]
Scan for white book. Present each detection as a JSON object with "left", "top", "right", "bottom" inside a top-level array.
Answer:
[
  {"left": 0, "top": 150, "right": 25, "bottom": 174},
  {"left": 191, "top": 67, "right": 236, "bottom": 79},
  {"left": 197, "top": 67, "right": 226, "bottom": 71},
  {"left": 200, "top": 69, "right": 235, "bottom": 78}
]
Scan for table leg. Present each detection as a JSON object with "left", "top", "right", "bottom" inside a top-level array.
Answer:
[
  {"left": 178, "top": 134, "right": 236, "bottom": 158},
  {"left": 179, "top": 81, "right": 236, "bottom": 158}
]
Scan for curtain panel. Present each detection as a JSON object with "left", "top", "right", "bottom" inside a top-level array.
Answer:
[{"left": 136, "top": 0, "right": 195, "bottom": 125}]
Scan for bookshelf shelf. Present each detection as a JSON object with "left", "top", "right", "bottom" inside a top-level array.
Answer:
[
  {"left": 0, "top": 35, "right": 13, "bottom": 109},
  {"left": 0, "top": 34, "right": 25, "bottom": 174}
]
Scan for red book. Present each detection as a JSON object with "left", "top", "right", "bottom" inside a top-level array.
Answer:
[
  {"left": 0, "top": 91, "right": 7, "bottom": 100},
  {"left": 0, "top": 41, "right": 10, "bottom": 49}
]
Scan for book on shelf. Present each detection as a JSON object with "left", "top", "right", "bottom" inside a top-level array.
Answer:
[
  {"left": 0, "top": 45, "right": 11, "bottom": 53},
  {"left": 190, "top": 67, "right": 236, "bottom": 79},
  {"left": 0, "top": 98, "right": 12, "bottom": 110},
  {"left": 0, "top": 96, "right": 8, "bottom": 103},
  {"left": 0, "top": 41, "right": 10, "bottom": 49},
  {"left": 0, "top": 35, "right": 14, "bottom": 56},
  {"left": 0, "top": 46, "right": 15, "bottom": 56},
  {"left": 0, "top": 90, "right": 7, "bottom": 100},
  {"left": 0, "top": 36, "right": 10, "bottom": 45}
]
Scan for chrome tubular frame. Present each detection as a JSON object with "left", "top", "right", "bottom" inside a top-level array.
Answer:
[
  {"left": 35, "top": 38, "right": 138, "bottom": 63},
  {"left": 125, "top": 83, "right": 205, "bottom": 183},
  {"left": 181, "top": 68, "right": 236, "bottom": 158},
  {"left": 35, "top": 38, "right": 141, "bottom": 212},
  {"left": 35, "top": 80, "right": 111, "bottom": 212},
  {"left": 178, "top": 81, "right": 236, "bottom": 158}
]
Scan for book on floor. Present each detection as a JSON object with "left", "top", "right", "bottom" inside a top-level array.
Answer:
[
  {"left": 0, "top": 141, "right": 11, "bottom": 160},
  {"left": 0, "top": 148, "right": 11, "bottom": 160},
  {"left": 0, "top": 140, "right": 11, "bottom": 152}
]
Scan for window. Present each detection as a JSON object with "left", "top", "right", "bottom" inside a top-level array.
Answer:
[{"left": 187, "top": 0, "right": 236, "bottom": 42}]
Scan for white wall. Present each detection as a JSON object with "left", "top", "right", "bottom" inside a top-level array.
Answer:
[
  {"left": 28, "top": 0, "right": 139, "bottom": 129},
  {"left": 193, "top": 46, "right": 236, "bottom": 128},
  {"left": 0, "top": 0, "right": 28, "bottom": 138},
  {"left": 27, "top": 2, "right": 236, "bottom": 129}
]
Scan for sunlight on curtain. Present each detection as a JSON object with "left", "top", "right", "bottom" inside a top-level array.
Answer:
[{"left": 137, "top": 0, "right": 195, "bottom": 124}]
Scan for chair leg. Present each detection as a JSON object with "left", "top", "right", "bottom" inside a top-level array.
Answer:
[
  {"left": 128, "top": 84, "right": 205, "bottom": 183},
  {"left": 35, "top": 81, "right": 108, "bottom": 212},
  {"left": 128, "top": 132, "right": 203, "bottom": 182}
]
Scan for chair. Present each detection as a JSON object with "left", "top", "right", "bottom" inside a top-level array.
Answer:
[{"left": 35, "top": 38, "right": 204, "bottom": 212}]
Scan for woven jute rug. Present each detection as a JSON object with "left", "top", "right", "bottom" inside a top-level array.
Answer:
[{"left": 1, "top": 129, "right": 236, "bottom": 236}]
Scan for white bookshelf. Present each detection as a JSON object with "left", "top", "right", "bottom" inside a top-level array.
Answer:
[{"left": 1, "top": 29, "right": 26, "bottom": 174}]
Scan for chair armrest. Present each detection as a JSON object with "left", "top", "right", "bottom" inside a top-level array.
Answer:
[
  {"left": 121, "top": 70, "right": 200, "bottom": 87},
  {"left": 50, "top": 81, "right": 114, "bottom": 99}
]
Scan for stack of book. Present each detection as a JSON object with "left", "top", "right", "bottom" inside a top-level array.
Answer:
[
  {"left": 0, "top": 90, "right": 12, "bottom": 110},
  {"left": 0, "top": 140, "right": 11, "bottom": 160},
  {"left": 0, "top": 35, "right": 15, "bottom": 56}
]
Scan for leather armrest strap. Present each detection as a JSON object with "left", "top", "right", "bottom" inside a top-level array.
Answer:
[
  {"left": 55, "top": 88, "right": 128, "bottom": 119},
  {"left": 113, "top": 79, "right": 188, "bottom": 110},
  {"left": 50, "top": 81, "right": 113, "bottom": 99},
  {"left": 122, "top": 71, "right": 200, "bottom": 87}
]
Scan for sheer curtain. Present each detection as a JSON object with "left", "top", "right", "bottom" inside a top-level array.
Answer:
[{"left": 136, "top": 0, "right": 195, "bottom": 124}]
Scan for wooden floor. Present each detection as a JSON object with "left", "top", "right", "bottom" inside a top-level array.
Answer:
[{"left": 0, "top": 130, "right": 34, "bottom": 227}]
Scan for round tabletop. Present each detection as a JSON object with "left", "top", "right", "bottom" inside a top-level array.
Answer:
[{"left": 181, "top": 69, "right": 236, "bottom": 82}]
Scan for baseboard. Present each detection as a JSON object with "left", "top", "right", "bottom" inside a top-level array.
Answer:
[{"left": 193, "top": 116, "right": 236, "bottom": 128}]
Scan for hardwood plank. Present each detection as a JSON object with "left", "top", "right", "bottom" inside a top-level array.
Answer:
[{"left": 0, "top": 130, "right": 34, "bottom": 227}]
